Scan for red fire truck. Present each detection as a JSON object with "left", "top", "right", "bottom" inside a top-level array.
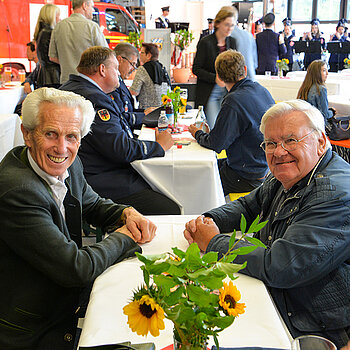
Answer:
[{"left": 0, "top": 0, "right": 139, "bottom": 73}]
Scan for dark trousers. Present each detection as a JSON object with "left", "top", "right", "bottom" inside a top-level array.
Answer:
[
  {"left": 117, "top": 189, "right": 181, "bottom": 215},
  {"left": 218, "top": 159, "right": 265, "bottom": 195}
]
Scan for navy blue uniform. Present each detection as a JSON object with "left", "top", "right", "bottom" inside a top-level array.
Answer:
[
  {"left": 301, "top": 34, "right": 325, "bottom": 69},
  {"left": 281, "top": 33, "right": 295, "bottom": 71},
  {"left": 60, "top": 74, "right": 165, "bottom": 201},
  {"left": 256, "top": 29, "right": 287, "bottom": 75},
  {"left": 328, "top": 34, "right": 349, "bottom": 72}
]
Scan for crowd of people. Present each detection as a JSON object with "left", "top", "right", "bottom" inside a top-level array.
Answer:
[{"left": 1, "top": 1, "right": 350, "bottom": 349}]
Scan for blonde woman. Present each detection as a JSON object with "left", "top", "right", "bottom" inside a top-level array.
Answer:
[{"left": 33, "top": 4, "right": 61, "bottom": 88}]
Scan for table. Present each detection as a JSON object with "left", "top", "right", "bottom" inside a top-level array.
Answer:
[
  {"left": 0, "top": 82, "right": 25, "bottom": 114},
  {"left": 0, "top": 114, "right": 24, "bottom": 162},
  {"left": 131, "top": 111, "right": 225, "bottom": 215},
  {"left": 328, "top": 95, "right": 350, "bottom": 116},
  {"left": 255, "top": 75, "right": 344, "bottom": 102},
  {"left": 78, "top": 215, "right": 292, "bottom": 349}
]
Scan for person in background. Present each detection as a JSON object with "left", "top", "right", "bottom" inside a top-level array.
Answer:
[
  {"left": 49, "top": 0, "right": 108, "bottom": 84},
  {"left": 256, "top": 12, "right": 287, "bottom": 75},
  {"left": 155, "top": 6, "right": 170, "bottom": 29},
  {"left": 200, "top": 18, "right": 214, "bottom": 40},
  {"left": 254, "top": 18, "right": 264, "bottom": 37},
  {"left": 33, "top": 4, "right": 61, "bottom": 89},
  {"left": 189, "top": 50, "right": 273, "bottom": 194},
  {"left": 297, "top": 60, "right": 336, "bottom": 125},
  {"left": 129, "top": 43, "right": 171, "bottom": 110},
  {"left": 230, "top": 5, "right": 257, "bottom": 80},
  {"left": 301, "top": 18, "right": 325, "bottom": 70},
  {"left": 0, "top": 87, "right": 156, "bottom": 349},
  {"left": 184, "top": 100, "right": 350, "bottom": 349},
  {"left": 280, "top": 18, "right": 296, "bottom": 73},
  {"left": 60, "top": 46, "right": 180, "bottom": 215},
  {"left": 329, "top": 19, "right": 349, "bottom": 72},
  {"left": 281, "top": 17, "right": 295, "bottom": 36},
  {"left": 23, "top": 42, "right": 40, "bottom": 94},
  {"left": 192, "top": 6, "right": 236, "bottom": 129}
]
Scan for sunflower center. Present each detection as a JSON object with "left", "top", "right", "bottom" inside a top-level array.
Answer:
[
  {"left": 224, "top": 295, "right": 236, "bottom": 309},
  {"left": 139, "top": 302, "right": 156, "bottom": 318}
]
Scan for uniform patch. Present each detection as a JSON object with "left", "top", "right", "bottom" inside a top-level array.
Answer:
[{"left": 98, "top": 109, "right": 110, "bottom": 121}]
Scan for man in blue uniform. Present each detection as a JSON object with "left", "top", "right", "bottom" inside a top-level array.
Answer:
[
  {"left": 200, "top": 18, "right": 214, "bottom": 40},
  {"left": 60, "top": 46, "right": 181, "bottom": 215},
  {"left": 280, "top": 18, "right": 296, "bottom": 73},
  {"left": 155, "top": 6, "right": 170, "bottom": 29},
  {"left": 256, "top": 13, "right": 287, "bottom": 75}
]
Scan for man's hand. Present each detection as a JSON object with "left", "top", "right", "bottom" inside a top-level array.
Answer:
[
  {"left": 115, "top": 225, "right": 137, "bottom": 242},
  {"left": 24, "top": 82, "right": 32, "bottom": 95},
  {"left": 123, "top": 207, "right": 157, "bottom": 243},
  {"left": 155, "top": 127, "right": 174, "bottom": 151},
  {"left": 183, "top": 215, "right": 220, "bottom": 251},
  {"left": 144, "top": 107, "right": 157, "bottom": 115},
  {"left": 278, "top": 33, "right": 285, "bottom": 45},
  {"left": 188, "top": 123, "right": 200, "bottom": 137}
]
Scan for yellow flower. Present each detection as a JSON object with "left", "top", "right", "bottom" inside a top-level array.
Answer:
[
  {"left": 123, "top": 295, "right": 165, "bottom": 337},
  {"left": 161, "top": 95, "right": 169, "bottom": 105},
  {"left": 344, "top": 58, "right": 349, "bottom": 63},
  {"left": 173, "top": 86, "right": 181, "bottom": 93},
  {"left": 284, "top": 59, "right": 289, "bottom": 64},
  {"left": 276, "top": 60, "right": 281, "bottom": 63},
  {"left": 219, "top": 281, "right": 246, "bottom": 317}
]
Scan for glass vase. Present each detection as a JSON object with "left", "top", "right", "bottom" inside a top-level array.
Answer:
[
  {"left": 278, "top": 68, "right": 283, "bottom": 78},
  {"left": 173, "top": 333, "right": 207, "bottom": 350}
]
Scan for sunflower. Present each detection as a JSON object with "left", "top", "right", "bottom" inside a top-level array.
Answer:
[
  {"left": 123, "top": 295, "right": 165, "bottom": 337},
  {"left": 161, "top": 95, "right": 169, "bottom": 105},
  {"left": 173, "top": 86, "right": 181, "bottom": 93},
  {"left": 219, "top": 281, "right": 246, "bottom": 317}
]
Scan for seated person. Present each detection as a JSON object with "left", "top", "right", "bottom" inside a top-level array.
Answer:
[
  {"left": 189, "top": 50, "right": 274, "bottom": 194},
  {"left": 60, "top": 46, "right": 181, "bottom": 215},
  {"left": 184, "top": 100, "right": 350, "bottom": 348},
  {"left": 113, "top": 42, "right": 156, "bottom": 129},
  {"left": 129, "top": 43, "right": 171, "bottom": 109},
  {"left": 0, "top": 87, "right": 156, "bottom": 349},
  {"left": 297, "top": 60, "right": 336, "bottom": 125}
]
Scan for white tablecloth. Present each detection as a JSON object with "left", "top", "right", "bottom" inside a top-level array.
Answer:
[
  {"left": 255, "top": 75, "right": 343, "bottom": 102},
  {"left": 131, "top": 112, "right": 225, "bottom": 214},
  {"left": 0, "top": 82, "right": 25, "bottom": 114},
  {"left": 78, "top": 215, "right": 292, "bottom": 349},
  {"left": 328, "top": 95, "right": 350, "bottom": 116},
  {"left": 0, "top": 114, "right": 24, "bottom": 161}
]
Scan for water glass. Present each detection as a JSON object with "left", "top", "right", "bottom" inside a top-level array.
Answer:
[
  {"left": 265, "top": 71, "right": 271, "bottom": 78},
  {"left": 291, "top": 335, "right": 337, "bottom": 350}
]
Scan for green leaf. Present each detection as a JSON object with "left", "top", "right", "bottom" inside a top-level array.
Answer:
[
  {"left": 147, "top": 261, "right": 170, "bottom": 275},
  {"left": 247, "top": 215, "right": 260, "bottom": 233},
  {"left": 187, "top": 266, "right": 214, "bottom": 279},
  {"left": 240, "top": 214, "right": 247, "bottom": 233},
  {"left": 142, "top": 267, "right": 149, "bottom": 287},
  {"left": 187, "top": 284, "right": 217, "bottom": 307},
  {"left": 197, "top": 275, "right": 224, "bottom": 290},
  {"left": 245, "top": 236, "right": 267, "bottom": 248},
  {"left": 202, "top": 251, "right": 218, "bottom": 264},
  {"left": 164, "top": 285, "right": 185, "bottom": 306},
  {"left": 167, "top": 264, "right": 186, "bottom": 277},
  {"left": 231, "top": 246, "right": 257, "bottom": 255},
  {"left": 213, "top": 333, "right": 219, "bottom": 350},
  {"left": 136, "top": 252, "right": 167, "bottom": 264},
  {"left": 228, "top": 230, "right": 236, "bottom": 250},
  {"left": 221, "top": 254, "right": 237, "bottom": 263},
  {"left": 153, "top": 275, "right": 178, "bottom": 290},
  {"left": 172, "top": 247, "right": 186, "bottom": 259},
  {"left": 216, "top": 262, "right": 247, "bottom": 274},
  {"left": 186, "top": 243, "right": 203, "bottom": 270},
  {"left": 211, "top": 315, "right": 235, "bottom": 329}
]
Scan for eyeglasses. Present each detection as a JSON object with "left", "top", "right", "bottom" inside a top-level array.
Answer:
[
  {"left": 260, "top": 130, "right": 315, "bottom": 153},
  {"left": 121, "top": 56, "right": 138, "bottom": 71}
]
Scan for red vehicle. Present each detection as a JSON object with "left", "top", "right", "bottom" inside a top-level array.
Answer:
[{"left": 0, "top": 0, "right": 139, "bottom": 74}]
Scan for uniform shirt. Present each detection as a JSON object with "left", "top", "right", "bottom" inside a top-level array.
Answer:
[{"left": 49, "top": 13, "right": 108, "bottom": 84}]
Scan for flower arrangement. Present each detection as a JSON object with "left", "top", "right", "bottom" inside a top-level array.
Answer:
[
  {"left": 344, "top": 58, "right": 350, "bottom": 69},
  {"left": 127, "top": 31, "right": 143, "bottom": 50},
  {"left": 123, "top": 214, "right": 267, "bottom": 349},
  {"left": 161, "top": 86, "right": 186, "bottom": 127},
  {"left": 276, "top": 58, "right": 289, "bottom": 72},
  {"left": 173, "top": 29, "right": 194, "bottom": 52}
]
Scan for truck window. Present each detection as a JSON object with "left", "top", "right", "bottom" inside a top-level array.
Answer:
[
  {"left": 92, "top": 7, "right": 100, "bottom": 25},
  {"left": 105, "top": 9, "right": 138, "bottom": 34}
]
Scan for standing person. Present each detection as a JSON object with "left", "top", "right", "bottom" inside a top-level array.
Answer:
[
  {"left": 49, "top": 0, "right": 108, "bottom": 84},
  {"left": 280, "top": 18, "right": 296, "bottom": 73},
  {"left": 184, "top": 100, "right": 350, "bottom": 349},
  {"left": 329, "top": 19, "right": 349, "bottom": 72},
  {"left": 297, "top": 60, "right": 336, "bottom": 124},
  {"left": 189, "top": 50, "right": 273, "bottom": 194},
  {"left": 200, "top": 18, "right": 214, "bottom": 40},
  {"left": 230, "top": 6, "right": 257, "bottom": 80},
  {"left": 192, "top": 6, "right": 236, "bottom": 129},
  {"left": 129, "top": 43, "right": 171, "bottom": 109},
  {"left": 155, "top": 6, "right": 170, "bottom": 29},
  {"left": 254, "top": 18, "right": 264, "bottom": 37},
  {"left": 33, "top": 4, "right": 61, "bottom": 89},
  {"left": 0, "top": 87, "right": 156, "bottom": 350},
  {"left": 300, "top": 18, "right": 325, "bottom": 70},
  {"left": 256, "top": 13, "right": 287, "bottom": 75}
]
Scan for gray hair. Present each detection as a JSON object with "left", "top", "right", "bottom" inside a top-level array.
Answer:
[
  {"left": 114, "top": 42, "right": 139, "bottom": 60},
  {"left": 260, "top": 99, "right": 331, "bottom": 149},
  {"left": 22, "top": 88, "right": 95, "bottom": 138}
]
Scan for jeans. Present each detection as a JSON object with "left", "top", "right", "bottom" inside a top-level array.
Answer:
[{"left": 205, "top": 84, "right": 227, "bottom": 129}]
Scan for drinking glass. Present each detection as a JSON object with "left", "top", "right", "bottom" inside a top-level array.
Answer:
[
  {"left": 19, "top": 69, "right": 26, "bottom": 83},
  {"left": 179, "top": 89, "right": 188, "bottom": 114},
  {"left": 4, "top": 67, "right": 12, "bottom": 82},
  {"left": 291, "top": 335, "right": 337, "bottom": 350},
  {"left": 265, "top": 71, "right": 271, "bottom": 78}
]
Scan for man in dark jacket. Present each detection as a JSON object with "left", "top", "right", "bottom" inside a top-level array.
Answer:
[
  {"left": 0, "top": 87, "right": 156, "bottom": 350},
  {"left": 189, "top": 50, "right": 274, "bottom": 194},
  {"left": 185, "top": 99, "right": 350, "bottom": 348},
  {"left": 60, "top": 46, "right": 181, "bottom": 215},
  {"left": 256, "top": 12, "right": 287, "bottom": 75}
]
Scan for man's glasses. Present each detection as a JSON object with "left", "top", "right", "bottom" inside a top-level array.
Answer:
[
  {"left": 121, "top": 56, "right": 138, "bottom": 72},
  {"left": 260, "top": 130, "right": 315, "bottom": 153}
]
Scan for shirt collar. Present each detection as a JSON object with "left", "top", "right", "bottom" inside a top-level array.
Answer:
[{"left": 78, "top": 73, "right": 103, "bottom": 91}]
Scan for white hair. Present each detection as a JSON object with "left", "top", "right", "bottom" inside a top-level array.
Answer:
[
  {"left": 260, "top": 99, "right": 331, "bottom": 150},
  {"left": 22, "top": 87, "right": 95, "bottom": 137}
]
